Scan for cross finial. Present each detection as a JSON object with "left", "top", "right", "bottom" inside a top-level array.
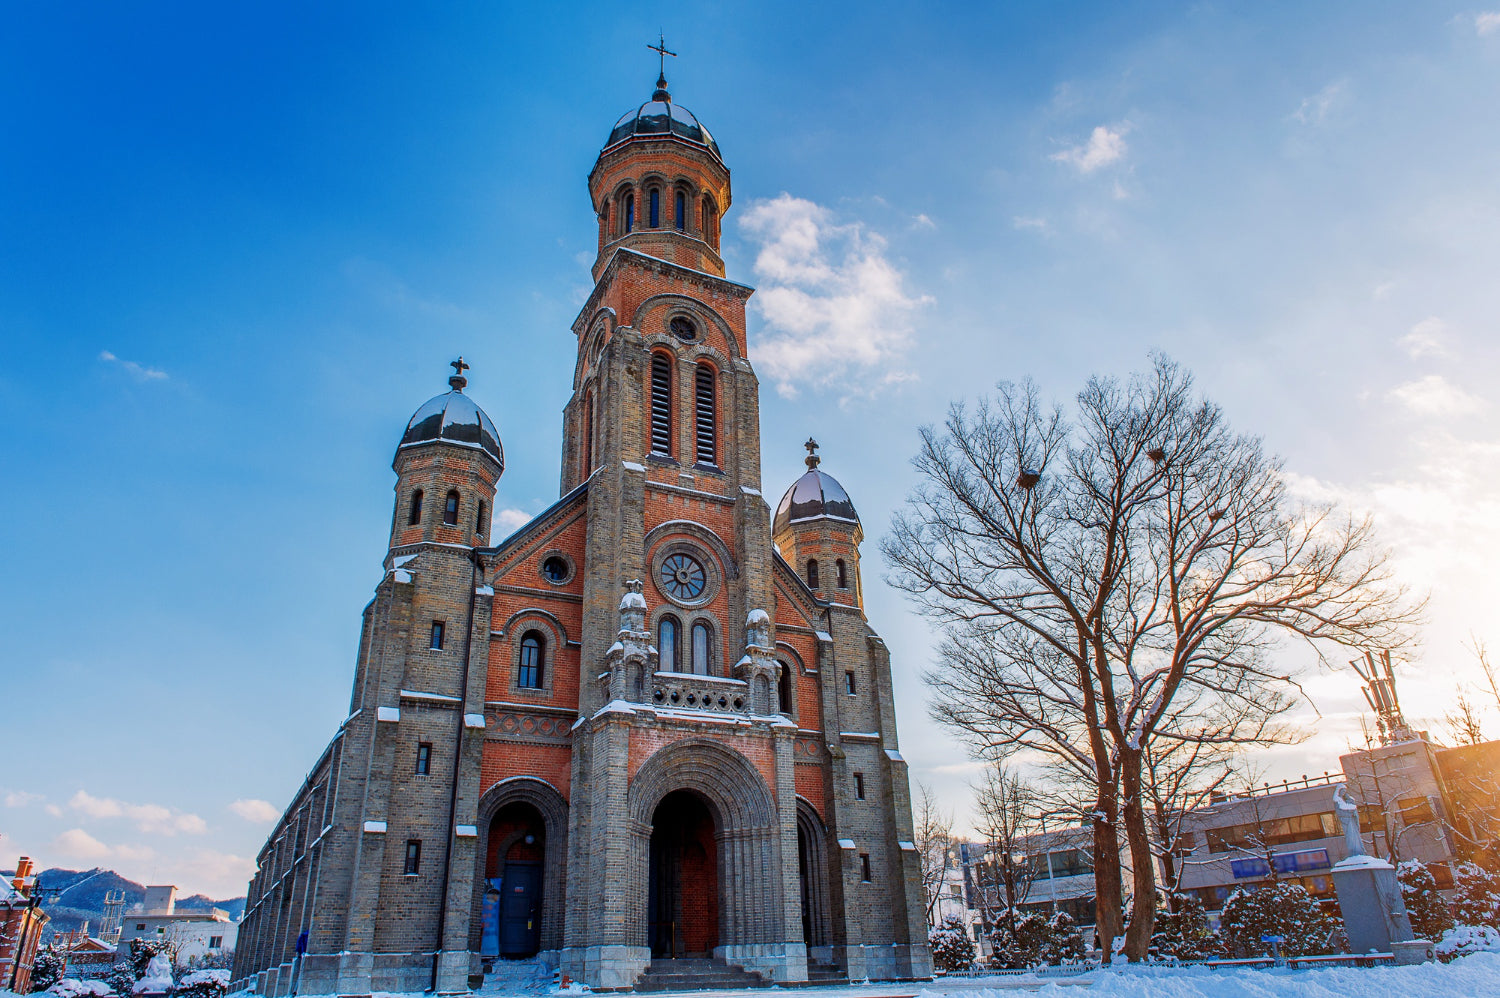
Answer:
[
  {"left": 647, "top": 32, "right": 677, "bottom": 101},
  {"left": 448, "top": 356, "right": 470, "bottom": 391},
  {"left": 804, "top": 437, "right": 820, "bottom": 469}
]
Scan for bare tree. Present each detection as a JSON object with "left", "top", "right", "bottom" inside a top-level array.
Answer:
[
  {"left": 1141, "top": 737, "right": 1237, "bottom": 908},
  {"left": 1446, "top": 686, "right": 1486, "bottom": 746},
  {"left": 1467, "top": 636, "right": 1500, "bottom": 714},
  {"left": 914, "top": 781, "right": 956, "bottom": 928},
  {"left": 972, "top": 764, "right": 1040, "bottom": 941},
  {"left": 886, "top": 356, "right": 1418, "bottom": 960}
]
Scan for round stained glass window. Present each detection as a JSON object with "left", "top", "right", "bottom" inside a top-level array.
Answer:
[
  {"left": 659, "top": 552, "right": 707, "bottom": 601},
  {"left": 670, "top": 316, "right": 698, "bottom": 341}
]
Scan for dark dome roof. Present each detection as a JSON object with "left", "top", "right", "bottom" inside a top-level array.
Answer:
[
  {"left": 399, "top": 386, "right": 503, "bottom": 469},
  {"left": 774, "top": 468, "right": 859, "bottom": 534},
  {"left": 606, "top": 79, "right": 721, "bottom": 160}
]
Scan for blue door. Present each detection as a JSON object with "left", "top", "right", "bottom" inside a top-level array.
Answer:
[{"left": 499, "top": 862, "right": 541, "bottom": 956}]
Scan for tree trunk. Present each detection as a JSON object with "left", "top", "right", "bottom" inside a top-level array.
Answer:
[
  {"left": 1091, "top": 788, "right": 1125, "bottom": 961},
  {"left": 1120, "top": 754, "right": 1159, "bottom": 962}
]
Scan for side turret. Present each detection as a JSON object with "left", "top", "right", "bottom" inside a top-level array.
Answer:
[
  {"left": 772, "top": 439, "right": 863, "bottom": 609},
  {"left": 388, "top": 359, "right": 504, "bottom": 555}
]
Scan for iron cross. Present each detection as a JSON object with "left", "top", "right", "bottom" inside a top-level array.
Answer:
[
  {"left": 648, "top": 33, "right": 677, "bottom": 77},
  {"left": 450, "top": 357, "right": 470, "bottom": 378}
]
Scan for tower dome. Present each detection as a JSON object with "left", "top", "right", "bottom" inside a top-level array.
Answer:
[
  {"left": 398, "top": 359, "right": 504, "bottom": 470},
  {"left": 773, "top": 440, "right": 859, "bottom": 535},
  {"left": 605, "top": 76, "right": 722, "bottom": 161}
]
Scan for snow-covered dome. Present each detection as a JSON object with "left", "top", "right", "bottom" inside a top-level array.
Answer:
[
  {"left": 398, "top": 363, "right": 503, "bottom": 469},
  {"left": 774, "top": 442, "right": 859, "bottom": 533},
  {"left": 606, "top": 76, "right": 722, "bottom": 161}
]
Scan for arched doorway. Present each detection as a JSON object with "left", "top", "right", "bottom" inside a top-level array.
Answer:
[
  {"left": 485, "top": 801, "right": 546, "bottom": 958},
  {"left": 796, "top": 800, "right": 831, "bottom": 950},
  {"left": 648, "top": 790, "right": 720, "bottom": 958}
]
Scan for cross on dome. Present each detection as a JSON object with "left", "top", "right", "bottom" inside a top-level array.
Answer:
[
  {"left": 804, "top": 437, "right": 820, "bottom": 469},
  {"left": 449, "top": 356, "right": 470, "bottom": 391},
  {"left": 647, "top": 33, "right": 677, "bottom": 101}
]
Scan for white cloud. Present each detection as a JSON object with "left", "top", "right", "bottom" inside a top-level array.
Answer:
[
  {"left": 4, "top": 790, "right": 43, "bottom": 808},
  {"left": 1476, "top": 12, "right": 1500, "bottom": 35},
  {"left": 1050, "top": 124, "right": 1129, "bottom": 173},
  {"left": 1398, "top": 317, "right": 1449, "bottom": 359},
  {"left": 1012, "top": 216, "right": 1049, "bottom": 232},
  {"left": 52, "top": 828, "right": 115, "bottom": 861},
  {"left": 228, "top": 798, "right": 281, "bottom": 823},
  {"left": 911, "top": 213, "right": 937, "bottom": 230},
  {"left": 1386, "top": 375, "right": 1486, "bottom": 418},
  {"left": 69, "top": 790, "right": 207, "bottom": 835},
  {"left": 1292, "top": 80, "right": 1349, "bottom": 126},
  {"left": 737, "top": 193, "right": 932, "bottom": 399},
  {"left": 493, "top": 508, "right": 533, "bottom": 535},
  {"left": 99, "top": 350, "right": 168, "bottom": 382}
]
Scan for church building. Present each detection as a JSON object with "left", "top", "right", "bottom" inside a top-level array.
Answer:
[{"left": 231, "top": 67, "right": 931, "bottom": 994}]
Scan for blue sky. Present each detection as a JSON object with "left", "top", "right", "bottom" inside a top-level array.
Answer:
[{"left": 4, "top": 2, "right": 1500, "bottom": 898}]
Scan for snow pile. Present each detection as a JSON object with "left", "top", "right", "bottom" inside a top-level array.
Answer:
[
  {"left": 1437, "top": 924, "right": 1500, "bottom": 960},
  {"left": 915, "top": 951, "right": 1500, "bottom": 997},
  {"left": 46, "top": 981, "right": 113, "bottom": 998}
]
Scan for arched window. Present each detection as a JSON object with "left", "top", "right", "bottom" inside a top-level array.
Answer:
[
  {"left": 625, "top": 192, "right": 635, "bottom": 233},
  {"left": 658, "top": 615, "right": 680, "bottom": 672},
  {"left": 836, "top": 559, "right": 848, "bottom": 588},
  {"left": 777, "top": 661, "right": 793, "bottom": 716},
  {"left": 650, "top": 352, "right": 673, "bottom": 456},
  {"left": 583, "top": 389, "right": 595, "bottom": 474},
  {"left": 443, "top": 490, "right": 460, "bottom": 525},
  {"left": 518, "top": 630, "right": 545, "bottom": 688},
  {"left": 408, "top": 489, "right": 423, "bottom": 526},
  {"left": 675, "top": 190, "right": 686, "bottom": 231},
  {"left": 690, "top": 621, "right": 711, "bottom": 676},
  {"left": 476, "top": 500, "right": 487, "bottom": 536},
  {"left": 807, "top": 559, "right": 819, "bottom": 589},
  {"left": 701, "top": 195, "right": 718, "bottom": 245},
  {"left": 694, "top": 364, "right": 716, "bottom": 466},
  {"left": 649, "top": 188, "right": 661, "bottom": 228}
]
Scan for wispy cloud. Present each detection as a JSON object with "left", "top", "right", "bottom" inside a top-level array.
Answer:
[
  {"left": 738, "top": 193, "right": 932, "bottom": 400},
  {"left": 99, "top": 350, "right": 167, "bottom": 382},
  {"left": 1291, "top": 80, "right": 1349, "bottom": 125},
  {"left": 69, "top": 790, "right": 207, "bottom": 835},
  {"left": 910, "top": 213, "right": 937, "bottom": 231},
  {"left": 3, "top": 790, "right": 44, "bottom": 808},
  {"left": 51, "top": 828, "right": 153, "bottom": 863},
  {"left": 1386, "top": 374, "right": 1485, "bottom": 418},
  {"left": 342, "top": 258, "right": 477, "bottom": 321},
  {"left": 1050, "top": 124, "right": 1129, "bottom": 173},
  {"left": 1476, "top": 11, "right": 1500, "bottom": 35},
  {"left": 1398, "top": 317, "right": 1449, "bottom": 359},
  {"left": 493, "top": 508, "right": 532, "bottom": 535},
  {"left": 228, "top": 798, "right": 280, "bottom": 823},
  {"left": 1012, "top": 216, "right": 1049, "bottom": 232}
]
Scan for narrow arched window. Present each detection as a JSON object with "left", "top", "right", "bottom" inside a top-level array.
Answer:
[
  {"left": 650, "top": 352, "right": 673, "bottom": 456},
  {"left": 519, "top": 631, "right": 545, "bottom": 688},
  {"left": 675, "top": 190, "right": 686, "bottom": 231},
  {"left": 649, "top": 188, "right": 660, "bottom": 228},
  {"left": 583, "top": 389, "right": 595, "bottom": 474},
  {"left": 658, "top": 616, "right": 680, "bottom": 672},
  {"left": 408, "top": 489, "right": 423, "bottom": 526},
  {"left": 807, "top": 559, "right": 819, "bottom": 589},
  {"left": 836, "top": 559, "right": 848, "bottom": 588},
  {"left": 701, "top": 196, "right": 718, "bottom": 245},
  {"left": 476, "top": 500, "right": 487, "bottom": 536},
  {"left": 694, "top": 364, "right": 716, "bottom": 466},
  {"left": 777, "top": 662, "right": 793, "bottom": 716},
  {"left": 691, "top": 621, "right": 711, "bottom": 676},
  {"left": 625, "top": 193, "right": 635, "bottom": 233},
  {"left": 443, "top": 490, "right": 460, "bottom": 525}
]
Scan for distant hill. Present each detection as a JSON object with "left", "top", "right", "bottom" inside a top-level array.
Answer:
[{"left": 0, "top": 867, "right": 244, "bottom": 939}]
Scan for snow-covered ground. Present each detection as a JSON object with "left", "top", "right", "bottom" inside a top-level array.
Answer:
[{"left": 205, "top": 952, "right": 1500, "bottom": 998}]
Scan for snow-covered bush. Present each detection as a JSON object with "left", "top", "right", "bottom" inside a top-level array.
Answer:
[
  {"left": 928, "top": 915, "right": 975, "bottom": 971},
  {"left": 175, "top": 969, "right": 230, "bottom": 998},
  {"left": 1398, "top": 860, "right": 1456, "bottom": 940},
  {"left": 1436, "top": 924, "right": 1500, "bottom": 960},
  {"left": 1454, "top": 863, "right": 1500, "bottom": 929},
  {"left": 46, "top": 980, "right": 113, "bottom": 998},
  {"left": 101, "top": 962, "right": 137, "bottom": 996},
  {"left": 1151, "top": 893, "right": 1224, "bottom": 960},
  {"left": 1038, "top": 911, "right": 1088, "bottom": 964},
  {"left": 32, "top": 947, "right": 67, "bottom": 992},
  {"left": 987, "top": 909, "right": 1087, "bottom": 967},
  {"left": 1220, "top": 881, "right": 1342, "bottom": 958}
]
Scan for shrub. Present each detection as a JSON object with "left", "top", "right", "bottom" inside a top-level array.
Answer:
[
  {"left": 32, "top": 947, "right": 67, "bottom": 992},
  {"left": 928, "top": 915, "right": 976, "bottom": 971},
  {"left": 1398, "top": 861, "right": 1455, "bottom": 940},
  {"left": 1453, "top": 863, "right": 1500, "bottom": 929},
  {"left": 102, "top": 963, "right": 138, "bottom": 996},
  {"left": 45, "top": 981, "right": 112, "bottom": 998},
  {"left": 176, "top": 969, "right": 231, "bottom": 998},
  {"left": 1220, "top": 881, "right": 1342, "bottom": 958},
  {"left": 1151, "top": 893, "right": 1224, "bottom": 960},
  {"left": 1039, "top": 912, "right": 1088, "bottom": 964},
  {"left": 1436, "top": 924, "right": 1500, "bottom": 960}
]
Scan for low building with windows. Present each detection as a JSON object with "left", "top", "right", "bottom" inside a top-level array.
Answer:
[
  {"left": 1, "top": 857, "right": 49, "bottom": 994},
  {"left": 116, "top": 886, "right": 237, "bottom": 966}
]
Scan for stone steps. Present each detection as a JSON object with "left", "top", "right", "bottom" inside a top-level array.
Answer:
[{"left": 634, "top": 957, "right": 771, "bottom": 991}]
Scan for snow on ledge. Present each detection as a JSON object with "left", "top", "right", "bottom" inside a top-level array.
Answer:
[
  {"left": 363, "top": 820, "right": 387, "bottom": 833},
  {"left": 463, "top": 713, "right": 486, "bottom": 729},
  {"left": 837, "top": 838, "right": 857, "bottom": 850},
  {"left": 455, "top": 824, "right": 478, "bottom": 838},
  {"left": 376, "top": 706, "right": 400, "bottom": 723},
  {"left": 1333, "top": 854, "right": 1394, "bottom": 871}
]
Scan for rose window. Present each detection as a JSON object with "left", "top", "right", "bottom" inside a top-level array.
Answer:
[{"left": 659, "top": 552, "right": 707, "bottom": 602}]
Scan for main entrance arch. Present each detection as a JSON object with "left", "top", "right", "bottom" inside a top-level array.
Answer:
[
  {"left": 627, "top": 739, "right": 785, "bottom": 958},
  {"left": 472, "top": 777, "right": 568, "bottom": 962}
]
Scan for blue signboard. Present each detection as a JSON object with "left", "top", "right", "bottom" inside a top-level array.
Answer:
[{"left": 1229, "top": 849, "right": 1331, "bottom": 879}]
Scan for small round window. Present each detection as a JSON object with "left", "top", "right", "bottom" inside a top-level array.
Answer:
[
  {"left": 659, "top": 552, "right": 707, "bottom": 602},
  {"left": 670, "top": 316, "right": 698, "bottom": 342},
  {"left": 541, "top": 556, "right": 570, "bottom": 584}
]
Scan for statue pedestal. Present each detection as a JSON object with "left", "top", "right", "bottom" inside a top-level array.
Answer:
[{"left": 1330, "top": 854, "right": 1414, "bottom": 954}]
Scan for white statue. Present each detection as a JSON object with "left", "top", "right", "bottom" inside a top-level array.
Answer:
[
  {"left": 133, "top": 953, "right": 173, "bottom": 994},
  {"left": 1332, "top": 784, "right": 1366, "bottom": 857}
]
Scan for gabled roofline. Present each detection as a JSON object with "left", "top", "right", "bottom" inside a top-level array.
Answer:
[
  {"left": 571, "top": 248, "right": 754, "bottom": 336},
  {"left": 481, "top": 476, "right": 592, "bottom": 561}
]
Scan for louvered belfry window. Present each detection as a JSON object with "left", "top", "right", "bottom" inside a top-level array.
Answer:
[
  {"left": 694, "top": 364, "right": 716, "bottom": 465},
  {"left": 650, "top": 352, "right": 673, "bottom": 456}
]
